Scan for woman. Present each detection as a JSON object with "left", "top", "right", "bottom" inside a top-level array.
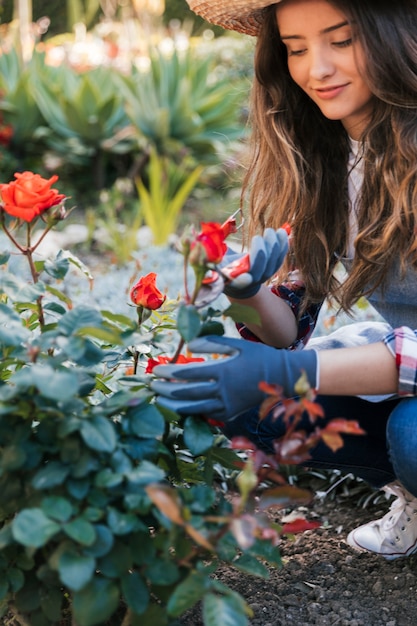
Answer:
[{"left": 152, "top": 0, "right": 417, "bottom": 560}]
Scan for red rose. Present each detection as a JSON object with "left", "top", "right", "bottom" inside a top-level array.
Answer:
[
  {"left": 191, "top": 222, "right": 227, "bottom": 264},
  {"left": 130, "top": 272, "right": 166, "bottom": 310},
  {"left": 0, "top": 171, "right": 66, "bottom": 222},
  {"left": 145, "top": 353, "right": 205, "bottom": 374}
]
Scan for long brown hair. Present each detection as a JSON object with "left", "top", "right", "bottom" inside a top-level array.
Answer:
[{"left": 243, "top": 0, "right": 417, "bottom": 311}]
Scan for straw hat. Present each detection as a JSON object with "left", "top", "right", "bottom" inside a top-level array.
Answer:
[{"left": 186, "top": 1, "right": 282, "bottom": 36}]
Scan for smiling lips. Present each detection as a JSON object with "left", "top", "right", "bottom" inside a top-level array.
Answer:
[{"left": 314, "top": 84, "right": 348, "bottom": 99}]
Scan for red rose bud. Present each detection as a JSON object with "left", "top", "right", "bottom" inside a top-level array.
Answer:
[
  {"left": 146, "top": 353, "right": 205, "bottom": 374},
  {"left": 188, "top": 240, "right": 208, "bottom": 267},
  {"left": 281, "top": 222, "right": 292, "bottom": 236},
  {"left": 0, "top": 171, "right": 66, "bottom": 222},
  {"left": 130, "top": 272, "right": 166, "bottom": 310},
  {"left": 191, "top": 222, "right": 227, "bottom": 264}
]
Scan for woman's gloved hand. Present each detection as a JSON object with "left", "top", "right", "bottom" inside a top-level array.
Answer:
[
  {"left": 151, "top": 336, "right": 318, "bottom": 423},
  {"left": 221, "top": 228, "right": 289, "bottom": 299}
]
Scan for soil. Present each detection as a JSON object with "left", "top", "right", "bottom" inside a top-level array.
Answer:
[{"left": 180, "top": 495, "right": 417, "bottom": 626}]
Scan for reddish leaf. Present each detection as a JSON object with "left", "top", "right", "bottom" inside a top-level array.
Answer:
[
  {"left": 302, "top": 398, "right": 325, "bottom": 421},
  {"left": 230, "top": 436, "right": 258, "bottom": 451},
  {"left": 184, "top": 523, "right": 213, "bottom": 551},
  {"left": 324, "top": 418, "right": 366, "bottom": 435},
  {"left": 146, "top": 484, "right": 184, "bottom": 526},
  {"left": 281, "top": 518, "right": 321, "bottom": 534},
  {"left": 321, "top": 431, "right": 345, "bottom": 453}
]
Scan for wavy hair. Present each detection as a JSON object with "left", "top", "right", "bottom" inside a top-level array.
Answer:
[{"left": 242, "top": 0, "right": 417, "bottom": 311}]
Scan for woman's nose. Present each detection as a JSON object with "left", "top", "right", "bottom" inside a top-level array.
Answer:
[{"left": 309, "top": 46, "right": 335, "bottom": 80}]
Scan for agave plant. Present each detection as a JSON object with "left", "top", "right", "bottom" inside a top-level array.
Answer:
[
  {"left": 31, "top": 56, "right": 133, "bottom": 188},
  {"left": 0, "top": 49, "right": 45, "bottom": 147},
  {"left": 119, "top": 47, "right": 246, "bottom": 165}
]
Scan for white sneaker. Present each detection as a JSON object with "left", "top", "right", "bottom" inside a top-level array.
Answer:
[{"left": 346, "top": 482, "right": 417, "bottom": 560}]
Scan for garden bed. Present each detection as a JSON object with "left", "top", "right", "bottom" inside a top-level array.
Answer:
[{"left": 181, "top": 495, "right": 417, "bottom": 626}]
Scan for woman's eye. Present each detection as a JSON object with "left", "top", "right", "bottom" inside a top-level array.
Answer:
[
  {"left": 288, "top": 48, "right": 306, "bottom": 57},
  {"left": 334, "top": 38, "right": 352, "bottom": 48}
]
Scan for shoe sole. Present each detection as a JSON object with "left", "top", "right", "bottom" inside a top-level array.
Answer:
[{"left": 347, "top": 532, "right": 417, "bottom": 560}]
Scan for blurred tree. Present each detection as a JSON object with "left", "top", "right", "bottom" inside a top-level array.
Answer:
[
  {"left": 1, "top": 1, "right": 67, "bottom": 35},
  {"left": 0, "top": 0, "right": 224, "bottom": 38},
  {"left": 163, "top": 0, "right": 224, "bottom": 35}
]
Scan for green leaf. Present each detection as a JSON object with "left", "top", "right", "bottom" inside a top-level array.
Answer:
[
  {"left": 126, "top": 460, "right": 165, "bottom": 485},
  {"left": 58, "top": 306, "right": 103, "bottom": 336},
  {"left": 146, "top": 560, "right": 180, "bottom": 586},
  {"left": 233, "top": 554, "right": 269, "bottom": 578},
  {"left": 80, "top": 415, "right": 116, "bottom": 452},
  {"left": 130, "top": 403, "right": 165, "bottom": 439},
  {"left": 58, "top": 550, "right": 96, "bottom": 592},
  {"left": 0, "top": 445, "right": 27, "bottom": 470},
  {"left": 183, "top": 417, "right": 213, "bottom": 455},
  {"left": 32, "top": 461, "right": 70, "bottom": 490},
  {"left": 63, "top": 518, "right": 96, "bottom": 546},
  {"left": 44, "top": 254, "right": 70, "bottom": 279},
  {"left": 15, "top": 580, "right": 41, "bottom": 612},
  {"left": 202, "top": 593, "right": 249, "bottom": 626},
  {"left": 176, "top": 304, "right": 202, "bottom": 342},
  {"left": 12, "top": 509, "right": 60, "bottom": 548},
  {"left": 0, "top": 578, "right": 8, "bottom": 601},
  {"left": 84, "top": 524, "right": 114, "bottom": 558},
  {"left": 7, "top": 567, "right": 25, "bottom": 593},
  {"left": 12, "top": 364, "right": 79, "bottom": 402},
  {"left": 121, "top": 571, "right": 149, "bottom": 615},
  {"left": 107, "top": 508, "right": 141, "bottom": 535},
  {"left": 0, "top": 250, "right": 10, "bottom": 264},
  {"left": 41, "top": 496, "right": 73, "bottom": 522},
  {"left": 72, "top": 577, "right": 120, "bottom": 626},
  {"left": 167, "top": 572, "right": 207, "bottom": 617},
  {"left": 224, "top": 303, "right": 261, "bottom": 326},
  {"left": 0, "top": 273, "right": 45, "bottom": 302},
  {"left": 94, "top": 468, "right": 123, "bottom": 488},
  {"left": 40, "top": 587, "right": 63, "bottom": 621},
  {"left": 98, "top": 541, "right": 132, "bottom": 577},
  {"left": 130, "top": 603, "right": 168, "bottom": 626}
]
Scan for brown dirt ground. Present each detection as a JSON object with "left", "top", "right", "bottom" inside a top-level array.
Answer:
[{"left": 180, "top": 495, "right": 417, "bottom": 626}]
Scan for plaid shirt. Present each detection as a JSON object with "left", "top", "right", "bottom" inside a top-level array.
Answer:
[{"left": 383, "top": 326, "right": 417, "bottom": 396}]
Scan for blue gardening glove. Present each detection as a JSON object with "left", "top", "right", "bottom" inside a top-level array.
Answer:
[
  {"left": 151, "top": 336, "right": 318, "bottom": 423},
  {"left": 221, "top": 228, "right": 289, "bottom": 299}
]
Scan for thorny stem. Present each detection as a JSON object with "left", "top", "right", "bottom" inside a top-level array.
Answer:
[
  {"left": 133, "top": 349, "right": 139, "bottom": 375},
  {"left": 183, "top": 251, "right": 190, "bottom": 303},
  {"left": 1, "top": 215, "right": 46, "bottom": 328},
  {"left": 30, "top": 221, "right": 55, "bottom": 253},
  {"left": 171, "top": 262, "right": 205, "bottom": 364},
  {"left": 23, "top": 227, "right": 46, "bottom": 329},
  {"left": 171, "top": 337, "right": 185, "bottom": 364},
  {"left": 1, "top": 212, "right": 25, "bottom": 253}
]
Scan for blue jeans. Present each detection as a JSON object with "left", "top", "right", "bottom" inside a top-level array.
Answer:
[{"left": 223, "top": 395, "right": 417, "bottom": 497}]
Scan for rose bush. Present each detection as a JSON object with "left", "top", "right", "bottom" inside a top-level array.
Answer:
[{"left": 0, "top": 171, "right": 363, "bottom": 626}]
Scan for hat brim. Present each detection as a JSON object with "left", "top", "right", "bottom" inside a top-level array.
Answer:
[{"left": 186, "top": 1, "right": 280, "bottom": 36}]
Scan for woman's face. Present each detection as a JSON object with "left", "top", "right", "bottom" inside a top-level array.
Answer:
[{"left": 276, "top": 0, "right": 374, "bottom": 139}]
